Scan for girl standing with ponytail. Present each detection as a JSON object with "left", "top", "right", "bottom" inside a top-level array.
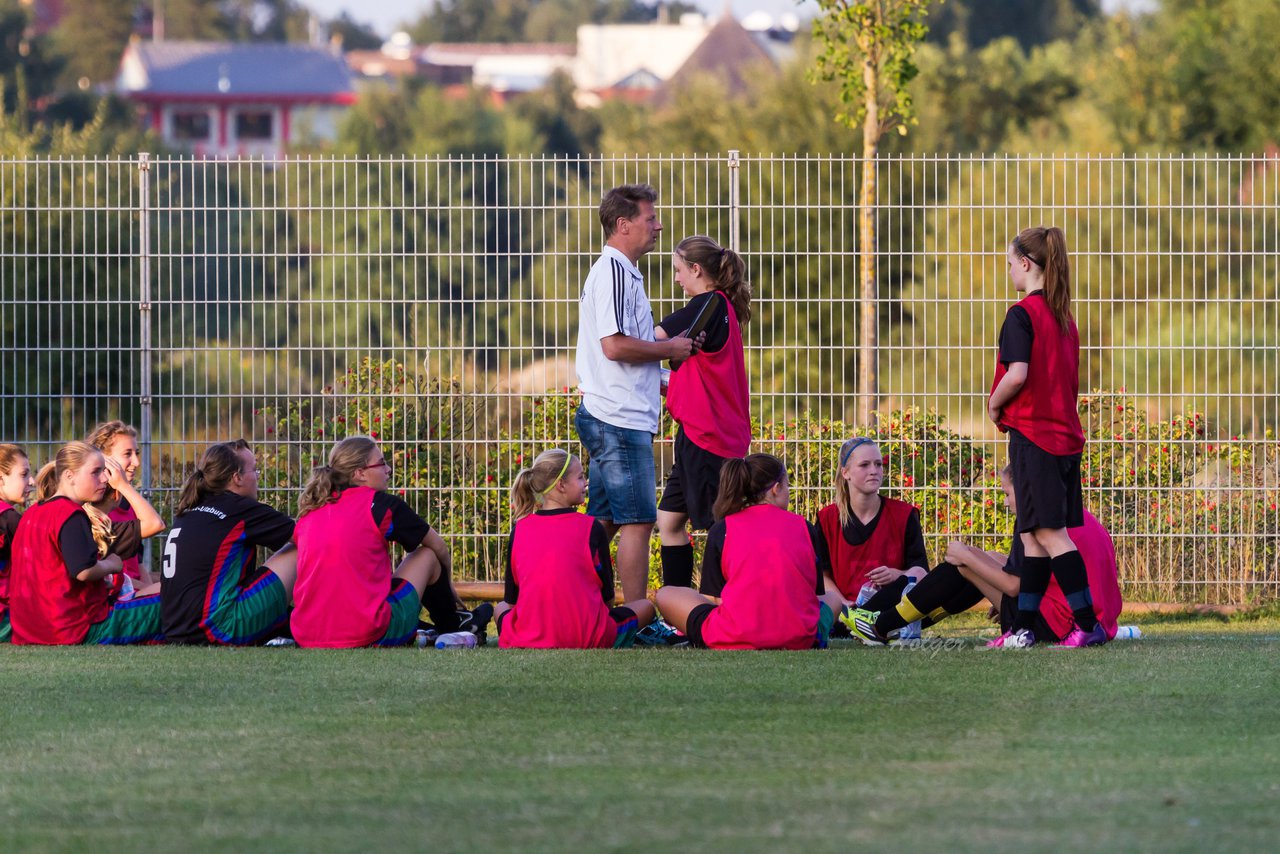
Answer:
[
  {"left": 291, "top": 436, "right": 486, "bottom": 648},
  {"left": 161, "top": 440, "right": 298, "bottom": 644},
  {"left": 653, "top": 235, "right": 753, "bottom": 589},
  {"left": 1, "top": 444, "right": 37, "bottom": 642},
  {"left": 987, "top": 226, "right": 1104, "bottom": 648},
  {"left": 495, "top": 449, "right": 656, "bottom": 649},
  {"left": 654, "top": 454, "right": 845, "bottom": 650},
  {"left": 9, "top": 442, "right": 162, "bottom": 645}
]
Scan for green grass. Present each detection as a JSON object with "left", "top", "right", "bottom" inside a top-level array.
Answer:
[{"left": 3, "top": 616, "right": 1279, "bottom": 852}]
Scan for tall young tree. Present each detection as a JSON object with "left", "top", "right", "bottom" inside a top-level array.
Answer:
[{"left": 810, "top": 0, "right": 933, "bottom": 426}]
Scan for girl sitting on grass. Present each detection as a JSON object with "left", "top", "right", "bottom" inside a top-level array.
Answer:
[
  {"left": 815, "top": 437, "right": 928, "bottom": 618},
  {"left": 82, "top": 455, "right": 165, "bottom": 600},
  {"left": 9, "top": 442, "right": 162, "bottom": 645},
  {"left": 1, "top": 444, "right": 37, "bottom": 643},
  {"left": 654, "top": 453, "right": 844, "bottom": 650},
  {"left": 86, "top": 420, "right": 165, "bottom": 589},
  {"left": 291, "top": 436, "right": 488, "bottom": 648},
  {"left": 495, "top": 449, "right": 656, "bottom": 649}
]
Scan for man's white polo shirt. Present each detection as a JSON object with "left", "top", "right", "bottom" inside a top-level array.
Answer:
[{"left": 575, "top": 245, "right": 661, "bottom": 434}]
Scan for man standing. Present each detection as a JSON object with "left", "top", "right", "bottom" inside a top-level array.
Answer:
[{"left": 574, "top": 184, "right": 697, "bottom": 606}]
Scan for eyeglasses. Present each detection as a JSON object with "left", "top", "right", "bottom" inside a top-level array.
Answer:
[{"left": 359, "top": 459, "right": 391, "bottom": 473}]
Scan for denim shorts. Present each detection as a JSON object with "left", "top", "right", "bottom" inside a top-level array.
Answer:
[{"left": 574, "top": 404, "right": 657, "bottom": 525}]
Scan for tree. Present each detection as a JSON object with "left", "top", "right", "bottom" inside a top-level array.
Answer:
[
  {"left": 810, "top": 1, "right": 934, "bottom": 426},
  {"left": 53, "top": 0, "right": 135, "bottom": 85}
]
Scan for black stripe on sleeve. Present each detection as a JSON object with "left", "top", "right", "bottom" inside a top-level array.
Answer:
[{"left": 611, "top": 259, "right": 625, "bottom": 333}]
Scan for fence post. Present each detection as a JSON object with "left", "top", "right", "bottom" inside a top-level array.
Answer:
[
  {"left": 137, "top": 152, "right": 154, "bottom": 573},
  {"left": 727, "top": 149, "right": 740, "bottom": 251}
]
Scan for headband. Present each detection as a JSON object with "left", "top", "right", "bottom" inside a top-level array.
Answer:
[
  {"left": 541, "top": 454, "right": 572, "bottom": 495},
  {"left": 839, "top": 437, "right": 876, "bottom": 467}
]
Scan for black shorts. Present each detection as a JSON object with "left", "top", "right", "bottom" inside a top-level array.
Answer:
[
  {"left": 657, "top": 427, "right": 732, "bottom": 531},
  {"left": 684, "top": 602, "right": 717, "bottom": 649},
  {"left": 1007, "top": 428, "right": 1083, "bottom": 533},
  {"left": 999, "top": 593, "right": 1062, "bottom": 643}
]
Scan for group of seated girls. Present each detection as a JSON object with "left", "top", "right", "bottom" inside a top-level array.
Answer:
[
  {"left": 0, "top": 427, "right": 1121, "bottom": 651},
  {"left": 0, "top": 428, "right": 489, "bottom": 647}
]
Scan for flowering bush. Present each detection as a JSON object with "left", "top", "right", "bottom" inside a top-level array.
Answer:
[{"left": 235, "top": 361, "right": 1277, "bottom": 605}]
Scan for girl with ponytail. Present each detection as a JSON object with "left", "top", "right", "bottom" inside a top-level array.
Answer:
[
  {"left": 654, "top": 454, "right": 845, "bottom": 650},
  {"left": 987, "top": 226, "right": 1103, "bottom": 647},
  {"left": 814, "top": 437, "right": 928, "bottom": 621},
  {"left": 9, "top": 442, "right": 163, "bottom": 645},
  {"left": 652, "top": 234, "right": 754, "bottom": 590},
  {"left": 494, "top": 449, "right": 656, "bottom": 649},
  {"left": 161, "top": 440, "right": 299, "bottom": 645},
  {"left": 291, "top": 436, "right": 490, "bottom": 648},
  {"left": 0, "top": 444, "right": 36, "bottom": 642}
]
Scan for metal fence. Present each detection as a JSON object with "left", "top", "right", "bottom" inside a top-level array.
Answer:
[{"left": 3, "top": 152, "right": 1278, "bottom": 603}]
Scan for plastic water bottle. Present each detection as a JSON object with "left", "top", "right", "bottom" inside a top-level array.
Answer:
[
  {"left": 117, "top": 574, "right": 135, "bottom": 602},
  {"left": 414, "top": 629, "right": 438, "bottom": 649},
  {"left": 897, "top": 580, "right": 922, "bottom": 640},
  {"left": 855, "top": 581, "right": 878, "bottom": 607},
  {"left": 1113, "top": 625, "right": 1142, "bottom": 640},
  {"left": 434, "top": 631, "right": 478, "bottom": 649}
]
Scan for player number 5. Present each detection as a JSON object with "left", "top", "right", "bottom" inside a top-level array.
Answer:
[{"left": 162, "top": 528, "right": 181, "bottom": 578}]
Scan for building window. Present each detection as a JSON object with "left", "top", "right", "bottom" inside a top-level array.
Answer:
[
  {"left": 172, "top": 111, "right": 211, "bottom": 141},
  {"left": 235, "top": 110, "right": 274, "bottom": 141}
]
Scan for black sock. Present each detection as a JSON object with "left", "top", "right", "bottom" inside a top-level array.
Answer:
[
  {"left": 419, "top": 574, "right": 461, "bottom": 632},
  {"left": 1015, "top": 555, "right": 1052, "bottom": 631},
  {"left": 1050, "top": 550, "right": 1098, "bottom": 631},
  {"left": 661, "top": 544, "right": 694, "bottom": 588},
  {"left": 874, "top": 564, "right": 981, "bottom": 635}
]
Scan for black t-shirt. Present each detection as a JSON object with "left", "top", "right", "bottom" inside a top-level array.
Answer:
[
  {"left": 161, "top": 491, "right": 296, "bottom": 643},
  {"left": 998, "top": 293, "right": 1041, "bottom": 366},
  {"left": 0, "top": 506, "right": 19, "bottom": 568},
  {"left": 56, "top": 506, "right": 99, "bottom": 579},
  {"left": 810, "top": 502, "right": 929, "bottom": 573},
  {"left": 656, "top": 291, "right": 731, "bottom": 358},
  {"left": 364, "top": 488, "right": 432, "bottom": 551},
  {"left": 108, "top": 519, "right": 143, "bottom": 560},
  {"left": 700, "top": 517, "right": 827, "bottom": 598},
  {"left": 503, "top": 508, "right": 613, "bottom": 605}
]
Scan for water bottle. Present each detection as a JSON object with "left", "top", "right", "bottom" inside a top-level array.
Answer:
[
  {"left": 897, "top": 580, "right": 922, "bottom": 640},
  {"left": 854, "top": 581, "right": 878, "bottom": 607},
  {"left": 434, "top": 631, "right": 478, "bottom": 649},
  {"left": 414, "top": 629, "right": 438, "bottom": 649},
  {"left": 117, "top": 574, "right": 135, "bottom": 602},
  {"left": 1113, "top": 625, "right": 1142, "bottom": 640}
]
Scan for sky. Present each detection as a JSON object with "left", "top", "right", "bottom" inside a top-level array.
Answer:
[{"left": 299, "top": 1, "right": 821, "bottom": 38}]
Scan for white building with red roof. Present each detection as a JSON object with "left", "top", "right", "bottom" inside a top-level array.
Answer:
[{"left": 116, "top": 40, "right": 356, "bottom": 158}]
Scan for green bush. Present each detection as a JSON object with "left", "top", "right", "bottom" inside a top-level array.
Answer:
[{"left": 238, "top": 360, "right": 1277, "bottom": 605}]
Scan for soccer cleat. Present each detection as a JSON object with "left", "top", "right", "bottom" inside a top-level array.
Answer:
[
  {"left": 840, "top": 607, "right": 886, "bottom": 646},
  {"left": 635, "top": 619, "right": 686, "bottom": 646},
  {"left": 1002, "top": 628, "right": 1037, "bottom": 648},
  {"left": 457, "top": 603, "right": 494, "bottom": 645},
  {"left": 985, "top": 630, "right": 1013, "bottom": 648},
  {"left": 1057, "top": 622, "right": 1109, "bottom": 648}
]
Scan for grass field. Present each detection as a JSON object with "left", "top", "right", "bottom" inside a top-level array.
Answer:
[{"left": 3, "top": 613, "right": 1278, "bottom": 852}]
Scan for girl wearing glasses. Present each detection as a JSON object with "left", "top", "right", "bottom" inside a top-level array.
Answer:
[
  {"left": 986, "top": 226, "right": 1103, "bottom": 647},
  {"left": 292, "top": 436, "right": 476, "bottom": 648}
]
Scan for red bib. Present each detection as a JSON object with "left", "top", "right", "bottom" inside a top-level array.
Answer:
[
  {"left": 10, "top": 497, "right": 108, "bottom": 645},
  {"left": 817, "top": 498, "right": 914, "bottom": 601},
  {"left": 666, "top": 291, "right": 752, "bottom": 458},
  {"left": 499, "top": 512, "right": 615, "bottom": 649}
]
